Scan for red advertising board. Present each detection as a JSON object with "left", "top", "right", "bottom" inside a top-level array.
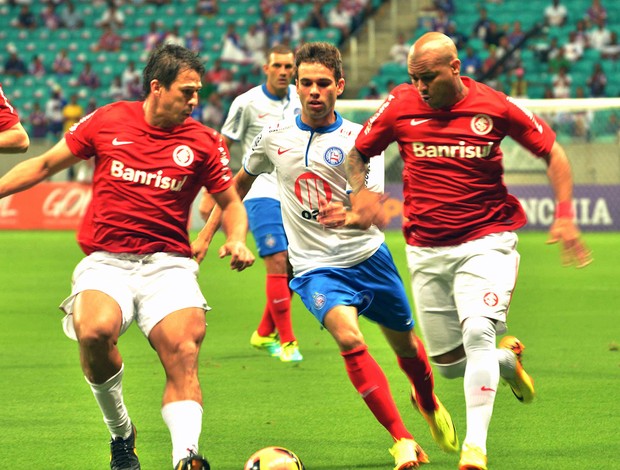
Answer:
[{"left": 0, "top": 182, "right": 91, "bottom": 230}]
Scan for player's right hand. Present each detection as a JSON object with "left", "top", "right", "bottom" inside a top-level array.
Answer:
[
  {"left": 317, "top": 198, "right": 347, "bottom": 228},
  {"left": 546, "top": 217, "right": 593, "bottom": 268},
  {"left": 219, "top": 241, "right": 255, "bottom": 271},
  {"left": 350, "top": 188, "right": 388, "bottom": 230}
]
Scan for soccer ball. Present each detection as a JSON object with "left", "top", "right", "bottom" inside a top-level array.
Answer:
[{"left": 244, "top": 446, "right": 305, "bottom": 470}]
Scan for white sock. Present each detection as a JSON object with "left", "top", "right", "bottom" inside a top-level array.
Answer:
[
  {"left": 498, "top": 347, "right": 517, "bottom": 380},
  {"left": 86, "top": 364, "right": 132, "bottom": 439},
  {"left": 435, "top": 349, "right": 514, "bottom": 380},
  {"left": 162, "top": 400, "right": 203, "bottom": 467},
  {"left": 462, "top": 317, "right": 500, "bottom": 454}
]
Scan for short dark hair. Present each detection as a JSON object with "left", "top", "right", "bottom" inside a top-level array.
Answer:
[
  {"left": 142, "top": 44, "right": 205, "bottom": 97},
  {"left": 268, "top": 44, "right": 295, "bottom": 57},
  {"left": 295, "top": 42, "right": 343, "bottom": 81}
]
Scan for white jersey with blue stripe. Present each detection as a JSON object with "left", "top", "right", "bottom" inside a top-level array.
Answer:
[
  {"left": 243, "top": 112, "right": 385, "bottom": 276},
  {"left": 221, "top": 83, "right": 301, "bottom": 201}
]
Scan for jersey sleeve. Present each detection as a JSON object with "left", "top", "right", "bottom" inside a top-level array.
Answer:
[
  {"left": 64, "top": 109, "right": 100, "bottom": 160},
  {"left": 243, "top": 129, "right": 274, "bottom": 176},
  {"left": 365, "top": 151, "right": 385, "bottom": 193},
  {"left": 505, "top": 96, "right": 556, "bottom": 157},
  {"left": 220, "top": 95, "right": 246, "bottom": 142},
  {"left": 0, "top": 85, "right": 20, "bottom": 131},
  {"left": 200, "top": 131, "right": 235, "bottom": 194},
  {"left": 355, "top": 94, "right": 398, "bottom": 160}
]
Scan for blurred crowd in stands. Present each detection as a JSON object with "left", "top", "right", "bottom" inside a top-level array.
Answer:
[
  {"left": 1, "top": 0, "right": 619, "bottom": 149},
  {"left": 369, "top": 0, "right": 620, "bottom": 141},
  {"left": 2, "top": 0, "right": 378, "bottom": 150}
]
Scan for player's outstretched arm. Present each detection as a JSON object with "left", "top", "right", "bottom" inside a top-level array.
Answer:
[
  {"left": 192, "top": 170, "right": 256, "bottom": 270},
  {"left": 543, "top": 141, "right": 592, "bottom": 268},
  {"left": 0, "top": 139, "right": 79, "bottom": 198},
  {"left": 0, "top": 122, "right": 30, "bottom": 154}
]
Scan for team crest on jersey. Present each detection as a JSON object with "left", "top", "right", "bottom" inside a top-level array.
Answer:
[
  {"left": 313, "top": 292, "right": 326, "bottom": 310},
  {"left": 483, "top": 292, "right": 499, "bottom": 307},
  {"left": 471, "top": 114, "right": 493, "bottom": 136},
  {"left": 323, "top": 147, "right": 345, "bottom": 166},
  {"left": 173, "top": 145, "right": 194, "bottom": 167}
]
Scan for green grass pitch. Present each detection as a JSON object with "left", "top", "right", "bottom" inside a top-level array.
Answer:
[{"left": 0, "top": 230, "right": 618, "bottom": 469}]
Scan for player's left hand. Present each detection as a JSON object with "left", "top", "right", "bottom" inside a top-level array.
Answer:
[
  {"left": 218, "top": 241, "right": 255, "bottom": 271},
  {"left": 546, "top": 217, "right": 593, "bottom": 268}
]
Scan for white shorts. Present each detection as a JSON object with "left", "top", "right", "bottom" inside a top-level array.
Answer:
[
  {"left": 59, "top": 251, "right": 208, "bottom": 341},
  {"left": 406, "top": 232, "right": 520, "bottom": 357}
]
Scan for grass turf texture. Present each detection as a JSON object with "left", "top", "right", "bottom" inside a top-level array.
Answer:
[{"left": 0, "top": 230, "right": 617, "bottom": 469}]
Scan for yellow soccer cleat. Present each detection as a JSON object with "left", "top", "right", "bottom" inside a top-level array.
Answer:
[
  {"left": 250, "top": 330, "right": 282, "bottom": 357},
  {"left": 410, "top": 392, "right": 459, "bottom": 453},
  {"left": 458, "top": 443, "right": 487, "bottom": 470},
  {"left": 498, "top": 336, "right": 535, "bottom": 404},
  {"left": 279, "top": 341, "right": 303, "bottom": 362},
  {"left": 389, "top": 438, "right": 429, "bottom": 470}
]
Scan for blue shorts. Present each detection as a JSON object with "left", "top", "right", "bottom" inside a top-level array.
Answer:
[
  {"left": 289, "top": 243, "right": 415, "bottom": 332},
  {"left": 244, "top": 198, "right": 288, "bottom": 257}
]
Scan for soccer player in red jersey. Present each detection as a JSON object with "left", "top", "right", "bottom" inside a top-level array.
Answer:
[
  {"left": 0, "top": 83, "right": 29, "bottom": 153},
  {"left": 0, "top": 45, "right": 254, "bottom": 470},
  {"left": 346, "top": 32, "right": 592, "bottom": 470}
]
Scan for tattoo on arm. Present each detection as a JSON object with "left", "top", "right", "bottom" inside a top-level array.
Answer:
[{"left": 346, "top": 147, "right": 369, "bottom": 194}]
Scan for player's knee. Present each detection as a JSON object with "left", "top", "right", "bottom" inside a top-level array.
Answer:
[
  {"left": 333, "top": 329, "right": 365, "bottom": 351},
  {"left": 166, "top": 337, "right": 203, "bottom": 368},
  {"left": 75, "top": 319, "right": 119, "bottom": 348}
]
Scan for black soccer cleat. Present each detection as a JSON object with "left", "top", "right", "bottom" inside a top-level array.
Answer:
[
  {"left": 110, "top": 423, "right": 141, "bottom": 470},
  {"left": 174, "top": 451, "right": 211, "bottom": 470}
]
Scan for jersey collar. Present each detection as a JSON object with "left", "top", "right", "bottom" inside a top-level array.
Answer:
[
  {"left": 295, "top": 111, "right": 343, "bottom": 133},
  {"left": 261, "top": 83, "right": 290, "bottom": 102}
]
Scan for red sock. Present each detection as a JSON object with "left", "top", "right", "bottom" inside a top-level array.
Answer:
[
  {"left": 342, "top": 345, "right": 412, "bottom": 441},
  {"left": 266, "top": 273, "right": 295, "bottom": 343},
  {"left": 256, "top": 303, "right": 274, "bottom": 337},
  {"left": 397, "top": 337, "right": 437, "bottom": 412}
]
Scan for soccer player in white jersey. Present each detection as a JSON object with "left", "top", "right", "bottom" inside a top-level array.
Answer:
[
  {"left": 0, "top": 83, "right": 29, "bottom": 153},
  {"left": 0, "top": 45, "right": 254, "bottom": 470},
  {"left": 206, "top": 41, "right": 459, "bottom": 470},
  {"left": 346, "top": 32, "right": 592, "bottom": 470},
  {"left": 199, "top": 44, "right": 303, "bottom": 362}
]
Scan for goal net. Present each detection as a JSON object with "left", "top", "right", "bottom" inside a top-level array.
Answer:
[{"left": 336, "top": 98, "right": 620, "bottom": 231}]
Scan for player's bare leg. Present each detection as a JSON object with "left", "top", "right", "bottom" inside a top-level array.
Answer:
[
  {"left": 73, "top": 290, "right": 139, "bottom": 469},
  {"left": 149, "top": 307, "right": 208, "bottom": 468}
]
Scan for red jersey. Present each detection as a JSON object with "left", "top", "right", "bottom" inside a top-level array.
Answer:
[
  {"left": 65, "top": 101, "right": 233, "bottom": 256},
  {"left": 0, "top": 84, "right": 20, "bottom": 131},
  {"left": 355, "top": 77, "right": 556, "bottom": 247}
]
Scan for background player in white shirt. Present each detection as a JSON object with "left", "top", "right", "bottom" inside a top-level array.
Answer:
[
  {"left": 206, "top": 41, "right": 459, "bottom": 470},
  {"left": 0, "top": 45, "right": 254, "bottom": 470},
  {"left": 347, "top": 32, "right": 592, "bottom": 470},
  {"left": 199, "top": 45, "right": 304, "bottom": 362},
  {"left": 0, "top": 83, "right": 29, "bottom": 153}
]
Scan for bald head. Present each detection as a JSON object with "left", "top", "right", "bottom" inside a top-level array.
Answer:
[
  {"left": 408, "top": 32, "right": 458, "bottom": 68},
  {"left": 406, "top": 32, "right": 467, "bottom": 109}
]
